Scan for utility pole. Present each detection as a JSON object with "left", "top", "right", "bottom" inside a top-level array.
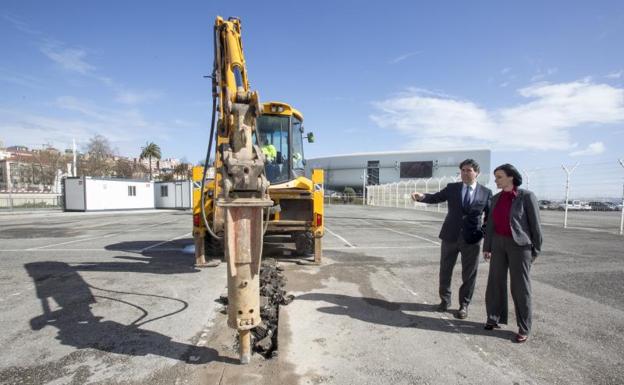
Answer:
[
  {"left": 618, "top": 159, "right": 624, "bottom": 235},
  {"left": 6, "top": 161, "right": 13, "bottom": 210},
  {"left": 361, "top": 169, "right": 367, "bottom": 205},
  {"left": 72, "top": 138, "right": 77, "bottom": 177},
  {"left": 561, "top": 162, "right": 579, "bottom": 229}
]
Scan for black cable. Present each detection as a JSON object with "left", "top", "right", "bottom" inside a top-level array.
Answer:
[
  {"left": 200, "top": 23, "right": 221, "bottom": 241},
  {"left": 88, "top": 284, "right": 189, "bottom": 327}
]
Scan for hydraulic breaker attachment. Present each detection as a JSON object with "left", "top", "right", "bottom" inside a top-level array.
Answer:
[{"left": 218, "top": 201, "right": 271, "bottom": 363}]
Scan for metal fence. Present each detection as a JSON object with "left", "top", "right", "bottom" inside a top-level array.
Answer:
[
  {"left": 365, "top": 160, "right": 624, "bottom": 235},
  {"left": 325, "top": 194, "right": 367, "bottom": 206},
  {"left": 366, "top": 176, "right": 461, "bottom": 212},
  {"left": 0, "top": 193, "right": 63, "bottom": 211}
]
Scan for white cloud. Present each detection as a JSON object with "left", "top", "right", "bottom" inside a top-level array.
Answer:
[
  {"left": 40, "top": 43, "right": 95, "bottom": 74},
  {"left": 171, "top": 119, "right": 200, "bottom": 129},
  {"left": 530, "top": 67, "right": 558, "bottom": 82},
  {"left": 370, "top": 79, "right": 624, "bottom": 151},
  {"left": 501, "top": 67, "right": 511, "bottom": 75},
  {"left": 569, "top": 142, "right": 605, "bottom": 156},
  {"left": 2, "top": 13, "right": 40, "bottom": 35},
  {"left": 0, "top": 97, "right": 171, "bottom": 155},
  {"left": 389, "top": 51, "right": 421, "bottom": 64},
  {"left": 606, "top": 70, "right": 622, "bottom": 79}
]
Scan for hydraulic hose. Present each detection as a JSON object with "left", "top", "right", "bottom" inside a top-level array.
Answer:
[{"left": 200, "top": 24, "right": 221, "bottom": 241}]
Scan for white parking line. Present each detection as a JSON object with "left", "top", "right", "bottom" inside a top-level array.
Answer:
[
  {"left": 27, "top": 231, "right": 122, "bottom": 250},
  {"left": 358, "top": 220, "right": 441, "bottom": 246},
  {"left": 26, "top": 220, "right": 176, "bottom": 250},
  {"left": 324, "top": 245, "right": 439, "bottom": 250},
  {"left": 325, "top": 227, "right": 355, "bottom": 248},
  {"left": 139, "top": 232, "right": 192, "bottom": 252}
]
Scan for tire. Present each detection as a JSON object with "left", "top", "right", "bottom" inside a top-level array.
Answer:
[
  {"left": 204, "top": 235, "right": 224, "bottom": 260},
  {"left": 294, "top": 232, "right": 314, "bottom": 256}
]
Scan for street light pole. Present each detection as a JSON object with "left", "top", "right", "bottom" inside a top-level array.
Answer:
[{"left": 522, "top": 169, "right": 531, "bottom": 190}]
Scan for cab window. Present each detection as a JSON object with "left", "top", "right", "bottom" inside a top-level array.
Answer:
[
  {"left": 291, "top": 117, "right": 305, "bottom": 176},
  {"left": 257, "top": 115, "right": 289, "bottom": 183}
]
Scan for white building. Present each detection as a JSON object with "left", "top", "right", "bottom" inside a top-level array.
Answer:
[
  {"left": 154, "top": 180, "right": 192, "bottom": 209},
  {"left": 305, "top": 149, "right": 491, "bottom": 192},
  {"left": 64, "top": 177, "right": 154, "bottom": 211}
]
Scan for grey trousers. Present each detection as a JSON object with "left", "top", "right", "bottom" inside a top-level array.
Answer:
[
  {"left": 439, "top": 236, "right": 481, "bottom": 307},
  {"left": 485, "top": 234, "right": 533, "bottom": 335}
]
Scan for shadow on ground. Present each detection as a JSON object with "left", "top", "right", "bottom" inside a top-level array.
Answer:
[
  {"left": 298, "top": 292, "right": 515, "bottom": 340},
  {"left": 82, "top": 238, "right": 201, "bottom": 274},
  {"left": 22, "top": 240, "right": 234, "bottom": 366}
]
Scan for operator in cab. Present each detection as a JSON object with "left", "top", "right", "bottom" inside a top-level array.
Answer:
[{"left": 260, "top": 133, "right": 277, "bottom": 163}]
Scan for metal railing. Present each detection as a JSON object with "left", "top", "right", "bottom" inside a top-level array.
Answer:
[{"left": 0, "top": 193, "right": 63, "bottom": 211}]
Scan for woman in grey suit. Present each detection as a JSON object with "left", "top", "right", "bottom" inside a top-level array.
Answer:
[{"left": 483, "top": 164, "right": 543, "bottom": 343}]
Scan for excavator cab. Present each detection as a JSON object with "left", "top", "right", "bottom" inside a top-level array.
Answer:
[
  {"left": 256, "top": 106, "right": 306, "bottom": 183},
  {"left": 254, "top": 101, "right": 324, "bottom": 260}
]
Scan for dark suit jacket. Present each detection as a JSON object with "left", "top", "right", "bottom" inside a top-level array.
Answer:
[
  {"left": 421, "top": 182, "right": 492, "bottom": 244},
  {"left": 483, "top": 188, "right": 543, "bottom": 256}
]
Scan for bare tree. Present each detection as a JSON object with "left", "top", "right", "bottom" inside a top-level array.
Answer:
[
  {"left": 32, "top": 147, "right": 67, "bottom": 187},
  {"left": 160, "top": 172, "right": 175, "bottom": 182},
  {"left": 113, "top": 159, "right": 134, "bottom": 178},
  {"left": 84, "top": 134, "right": 113, "bottom": 176},
  {"left": 173, "top": 162, "right": 192, "bottom": 180}
]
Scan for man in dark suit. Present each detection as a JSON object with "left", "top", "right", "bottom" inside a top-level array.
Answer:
[{"left": 411, "top": 159, "right": 492, "bottom": 319}]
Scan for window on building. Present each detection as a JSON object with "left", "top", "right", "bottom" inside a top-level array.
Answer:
[
  {"left": 367, "top": 160, "right": 380, "bottom": 185},
  {"left": 160, "top": 185, "right": 168, "bottom": 197},
  {"left": 128, "top": 185, "right": 136, "bottom": 196}
]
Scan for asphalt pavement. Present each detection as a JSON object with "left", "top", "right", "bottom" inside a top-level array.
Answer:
[{"left": 0, "top": 206, "right": 623, "bottom": 384}]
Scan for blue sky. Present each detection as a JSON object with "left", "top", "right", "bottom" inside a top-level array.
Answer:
[{"left": 1, "top": 0, "right": 623, "bottom": 170}]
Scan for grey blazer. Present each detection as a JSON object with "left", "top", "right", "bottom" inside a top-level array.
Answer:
[{"left": 483, "top": 188, "right": 543, "bottom": 256}]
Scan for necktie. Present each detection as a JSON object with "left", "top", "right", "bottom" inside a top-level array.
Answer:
[{"left": 463, "top": 186, "right": 472, "bottom": 208}]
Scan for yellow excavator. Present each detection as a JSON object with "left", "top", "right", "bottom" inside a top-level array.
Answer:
[{"left": 191, "top": 16, "right": 324, "bottom": 364}]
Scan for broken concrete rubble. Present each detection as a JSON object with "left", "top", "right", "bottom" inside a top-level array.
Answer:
[{"left": 222, "top": 258, "right": 294, "bottom": 358}]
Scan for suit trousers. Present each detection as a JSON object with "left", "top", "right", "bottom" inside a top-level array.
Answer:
[
  {"left": 439, "top": 235, "right": 481, "bottom": 307},
  {"left": 485, "top": 234, "right": 533, "bottom": 335}
]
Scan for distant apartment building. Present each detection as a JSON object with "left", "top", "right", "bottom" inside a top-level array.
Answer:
[
  {"left": 0, "top": 142, "right": 183, "bottom": 191},
  {"left": 135, "top": 156, "right": 180, "bottom": 176},
  {"left": 0, "top": 145, "right": 48, "bottom": 191}
]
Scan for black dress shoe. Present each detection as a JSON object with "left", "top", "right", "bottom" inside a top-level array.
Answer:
[
  {"left": 455, "top": 306, "right": 468, "bottom": 319},
  {"left": 437, "top": 302, "right": 449, "bottom": 312},
  {"left": 484, "top": 323, "right": 500, "bottom": 330}
]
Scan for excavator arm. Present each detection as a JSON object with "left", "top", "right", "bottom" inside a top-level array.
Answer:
[{"left": 205, "top": 16, "right": 272, "bottom": 364}]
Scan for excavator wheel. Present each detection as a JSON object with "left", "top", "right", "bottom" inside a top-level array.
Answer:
[
  {"left": 204, "top": 235, "right": 224, "bottom": 262},
  {"left": 294, "top": 231, "right": 314, "bottom": 256}
]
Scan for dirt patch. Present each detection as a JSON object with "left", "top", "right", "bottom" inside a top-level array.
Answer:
[
  {"left": 219, "top": 258, "right": 294, "bottom": 358},
  {"left": 0, "top": 227, "right": 81, "bottom": 239}
]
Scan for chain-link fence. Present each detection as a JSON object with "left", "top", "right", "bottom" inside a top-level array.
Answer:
[{"left": 365, "top": 160, "right": 624, "bottom": 235}]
